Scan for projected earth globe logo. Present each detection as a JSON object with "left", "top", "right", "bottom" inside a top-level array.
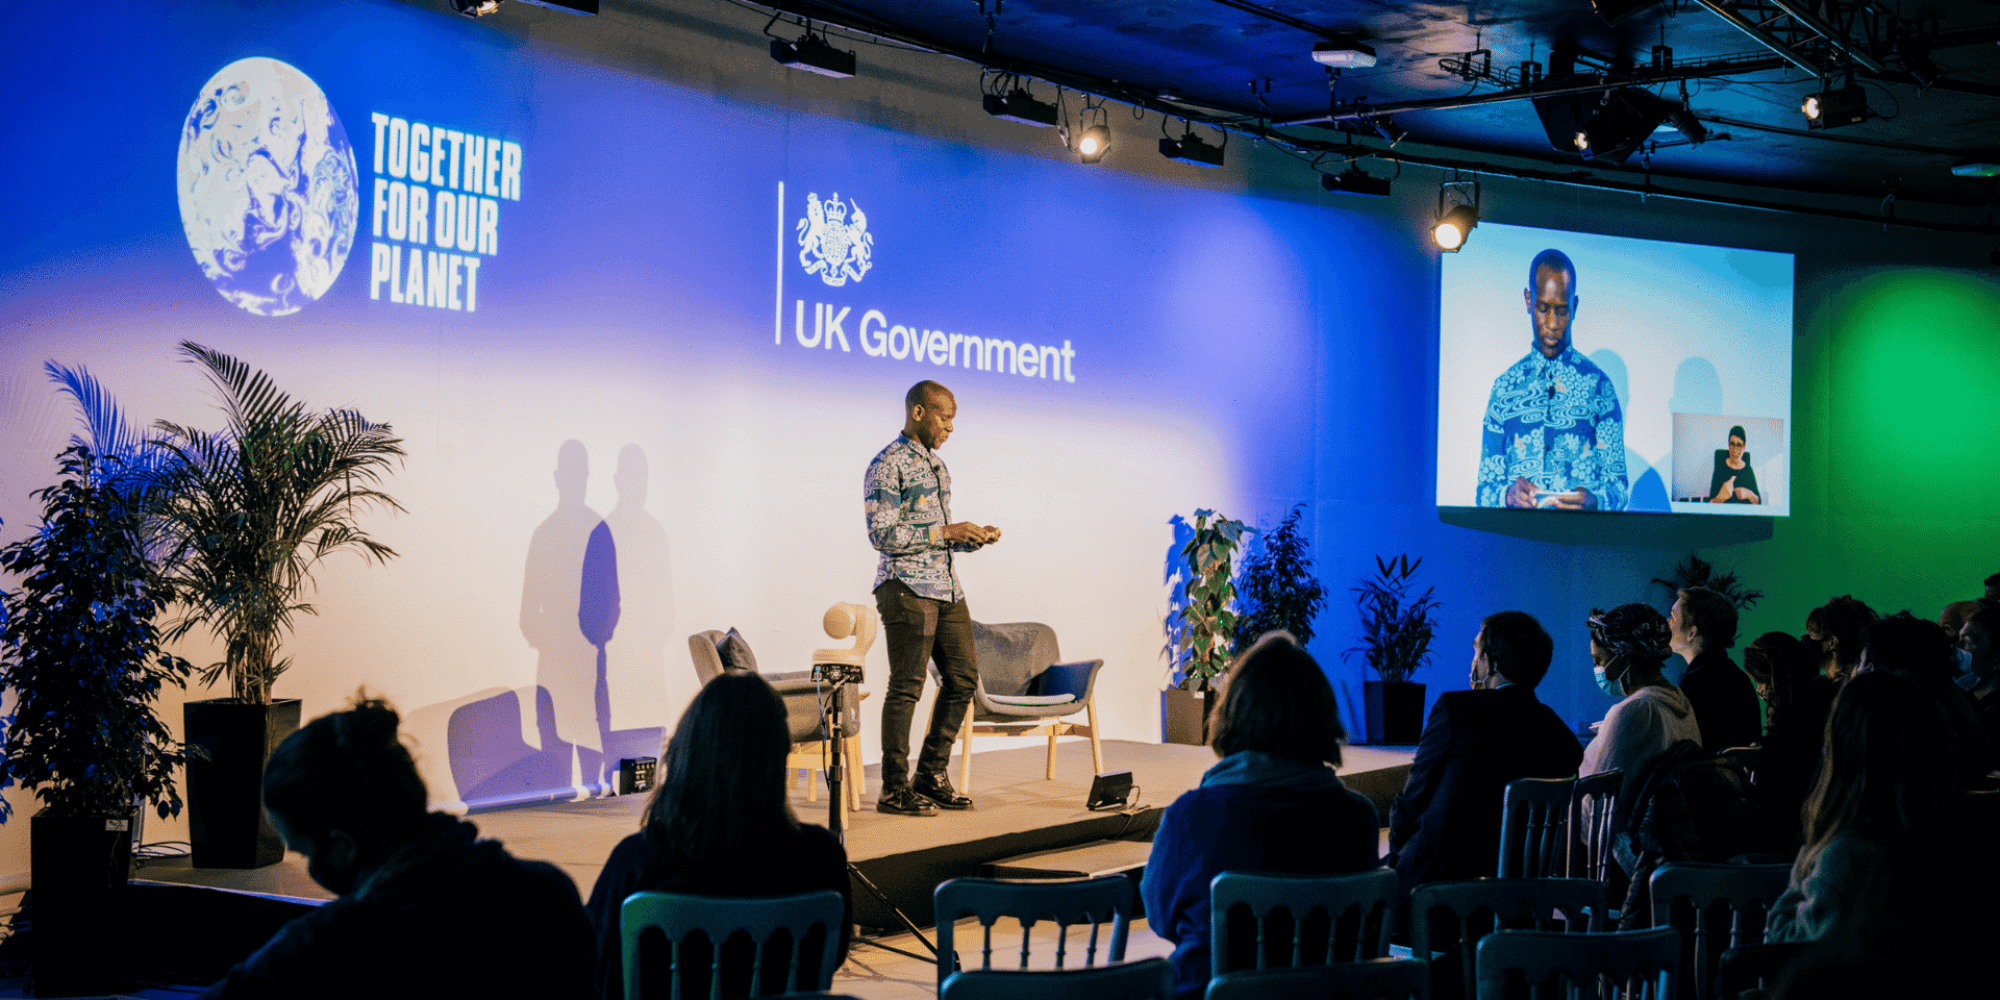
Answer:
[{"left": 177, "top": 57, "right": 358, "bottom": 317}]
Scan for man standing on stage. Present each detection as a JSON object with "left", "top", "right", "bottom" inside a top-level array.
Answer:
[{"left": 865, "top": 380, "right": 1001, "bottom": 815}]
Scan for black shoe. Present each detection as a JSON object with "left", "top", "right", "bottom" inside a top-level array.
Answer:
[
  {"left": 877, "top": 787, "right": 939, "bottom": 816},
  {"left": 913, "top": 774, "right": 974, "bottom": 810}
]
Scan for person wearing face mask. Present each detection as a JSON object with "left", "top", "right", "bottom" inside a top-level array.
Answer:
[
  {"left": 199, "top": 697, "right": 596, "bottom": 1000},
  {"left": 1386, "top": 611, "right": 1582, "bottom": 903},
  {"left": 1804, "top": 595, "right": 1876, "bottom": 685},
  {"left": 1579, "top": 603, "right": 1701, "bottom": 782}
]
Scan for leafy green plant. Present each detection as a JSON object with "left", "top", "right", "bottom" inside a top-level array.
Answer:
[
  {"left": 1234, "top": 504, "right": 1327, "bottom": 650},
  {"left": 1168, "top": 509, "right": 1252, "bottom": 692},
  {"left": 0, "top": 439, "right": 194, "bottom": 820},
  {"left": 153, "top": 341, "right": 406, "bottom": 704},
  {"left": 1651, "top": 551, "right": 1763, "bottom": 610},
  {"left": 1343, "top": 554, "right": 1441, "bottom": 684}
]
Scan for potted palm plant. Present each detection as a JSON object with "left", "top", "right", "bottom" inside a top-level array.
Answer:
[
  {"left": 153, "top": 342, "right": 405, "bottom": 868},
  {"left": 1233, "top": 505, "right": 1327, "bottom": 651},
  {"left": 1163, "top": 509, "right": 1251, "bottom": 744},
  {"left": 0, "top": 366, "right": 194, "bottom": 995},
  {"left": 1343, "top": 554, "right": 1440, "bottom": 744}
]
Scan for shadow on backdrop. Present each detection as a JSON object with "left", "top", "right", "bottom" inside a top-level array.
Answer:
[
  {"left": 601, "top": 444, "right": 674, "bottom": 754},
  {"left": 1589, "top": 348, "right": 1670, "bottom": 513}
]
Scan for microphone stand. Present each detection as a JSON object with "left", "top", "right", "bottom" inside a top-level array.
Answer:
[{"left": 815, "top": 663, "right": 939, "bottom": 964}]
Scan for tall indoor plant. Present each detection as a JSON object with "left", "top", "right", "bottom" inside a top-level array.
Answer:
[
  {"left": 1343, "top": 554, "right": 1440, "bottom": 743},
  {"left": 153, "top": 341, "right": 405, "bottom": 866},
  {"left": 1163, "top": 509, "right": 1251, "bottom": 744},
  {"left": 0, "top": 365, "right": 194, "bottom": 994},
  {"left": 1233, "top": 504, "right": 1327, "bottom": 650}
]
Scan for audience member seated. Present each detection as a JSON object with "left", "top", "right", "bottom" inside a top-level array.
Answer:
[
  {"left": 1856, "top": 610, "right": 1989, "bottom": 781},
  {"left": 1581, "top": 603, "right": 1700, "bottom": 781},
  {"left": 1670, "top": 586, "right": 1762, "bottom": 753},
  {"left": 200, "top": 697, "right": 596, "bottom": 1000},
  {"left": 1804, "top": 595, "right": 1876, "bottom": 685},
  {"left": 1741, "top": 631, "right": 1831, "bottom": 854},
  {"left": 1141, "top": 632, "right": 1379, "bottom": 1000},
  {"left": 1963, "top": 607, "right": 2000, "bottom": 762},
  {"left": 1387, "top": 610, "right": 1582, "bottom": 899},
  {"left": 585, "top": 671, "right": 851, "bottom": 1000},
  {"left": 1766, "top": 672, "right": 1963, "bottom": 955}
]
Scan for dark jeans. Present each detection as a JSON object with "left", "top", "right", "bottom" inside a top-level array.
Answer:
[{"left": 873, "top": 579, "right": 978, "bottom": 792}]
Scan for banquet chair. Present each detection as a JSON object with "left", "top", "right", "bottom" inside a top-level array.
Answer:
[
  {"left": 1569, "top": 769, "right": 1623, "bottom": 882},
  {"left": 1408, "top": 878, "right": 1607, "bottom": 1000},
  {"left": 1209, "top": 869, "right": 1398, "bottom": 976},
  {"left": 1648, "top": 862, "right": 1792, "bottom": 1000},
  {"left": 933, "top": 876, "right": 1135, "bottom": 991},
  {"left": 620, "top": 889, "right": 844, "bottom": 1000},
  {"left": 1204, "top": 957, "right": 1430, "bottom": 1000},
  {"left": 1497, "top": 777, "right": 1575, "bottom": 878},
  {"left": 1475, "top": 927, "right": 1680, "bottom": 1000},
  {"left": 941, "top": 957, "right": 1174, "bottom": 1000},
  {"left": 938, "top": 621, "right": 1105, "bottom": 792}
]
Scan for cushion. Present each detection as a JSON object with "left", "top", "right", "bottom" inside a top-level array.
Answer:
[
  {"left": 987, "top": 693, "right": 1078, "bottom": 708},
  {"left": 717, "top": 628, "right": 758, "bottom": 674},
  {"left": 1032, "top": 660, "right": 1097, "bottom": 701}
]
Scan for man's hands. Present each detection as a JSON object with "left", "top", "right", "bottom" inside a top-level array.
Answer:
[
  {"left": 1507, "top": 477, "right": 1592, "bottom": 510},
  {"left": 944, "top": 522, "right": 1002, "bottom": 545}
]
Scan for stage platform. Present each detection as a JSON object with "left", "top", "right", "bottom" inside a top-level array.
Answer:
[{"left": 130, "top": 739, "right": 1413, "bottom": 931}]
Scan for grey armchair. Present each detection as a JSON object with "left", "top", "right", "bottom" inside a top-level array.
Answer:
[
  {"left": 687, "top": 612, "right": 867, "bottom": 823},
  {"left": 935, "top": 621, "right": 1105, "bottom": 792}
]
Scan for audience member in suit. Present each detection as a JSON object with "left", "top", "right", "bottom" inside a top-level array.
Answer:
[
  {"left": 584, "top": 672, "right": 850, "bottom": 1000},
  {"left": 1671, "top": 586, "right": 1762, "bottom": 753},
  {"left": 1805, "top": 594, "right": 1876, "bottom": 685},
  {"left": 1741, "top": 631, "right": 1833, "bottom": 854},
  {"left": 1142, "top": 632, "right": 1380, "bottom": 1000},
  {"left": 1856, "top": 610, "right": 1990, "bottom": 781},
  {"left": 1387, "top": 610, "right": 1583, "bottom": 899},
  {"left": 200, "top": 698, "right": 597, "bottom": 1000}
]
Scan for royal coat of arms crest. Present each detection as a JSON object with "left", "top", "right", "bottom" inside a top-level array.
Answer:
[{"left": 797, "top": 192, "right": 874, "bottom": 287}]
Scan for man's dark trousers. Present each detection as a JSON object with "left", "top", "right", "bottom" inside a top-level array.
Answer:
[{"left": 874, "top": 579, "right": 978, "bottom": 791}]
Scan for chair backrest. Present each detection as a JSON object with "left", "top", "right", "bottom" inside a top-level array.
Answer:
[
  {"left": 1648, "top": 862, "right": 1792, "bottom": 1000},
  {"left": 964, "top": 622, "right": 1063, "bottom": 697},
  {"left": 1569, "top": 769, "right": 1623, "bottom": 881},
  {"left": 1205, "top": 957, "right": 1430, "bottom": 1000},
  {"left": 1475, "top": 927, "right": 1680, "bottom": 1000},
  {"left": 1209, "top": 869, "right": 1398, "bottom": 976},
  {"left": 933, "top": 876, "right": 1135, "bottom": 991},
  {"left": 941, "top": 957, "right": 1174, "bottom": 1000},
  {"left": 1408, "top": 877, "right": 1607, "bottom": 1000},
  {"left": 621, "top": 890, "right": 844, "bottom": 1000},
  {"left": 1497, "top": 777, "right": 1576, "bottom": 878}
]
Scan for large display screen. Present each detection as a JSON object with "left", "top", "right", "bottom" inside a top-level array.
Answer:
[{"left": 1436, "top": 223, "right": 1794, "bottom": 516}]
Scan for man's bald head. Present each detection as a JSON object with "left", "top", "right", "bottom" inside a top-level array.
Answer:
[{"left": 905, "top": 380, "right": 953, "bottom": 411}]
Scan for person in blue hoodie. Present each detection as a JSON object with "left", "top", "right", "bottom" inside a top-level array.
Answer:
[{"left": 1141, "top": 632, "right": 1379, "bottom": 1000}]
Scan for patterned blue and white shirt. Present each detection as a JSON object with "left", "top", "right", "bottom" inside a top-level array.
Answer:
[
  {"left": 865, "top": 433, "right": 983, "bottom": 602},
  {"left": 1476, "top": 346, "right": 1628, "bottom": 511}
]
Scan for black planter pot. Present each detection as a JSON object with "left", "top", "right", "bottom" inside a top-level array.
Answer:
[
  {"left": 1161, "top": 687, "right": 1213, "bottom": 746},
  {"left": 1364, "top": 680, "right": 1427, "bottom": 744},
  {"left": 31, "top": 808, "right": 136, "bottom": 996},
  {"left": 185, "top": 698, "right": 303, "bottom": 869}
]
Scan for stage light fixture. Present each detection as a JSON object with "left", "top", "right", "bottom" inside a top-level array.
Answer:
[
  {"left": 1369, "top": 116, "right": 1407, "bottom": 147},
  {"left": 1433, "top": 204, "right": 1479, "bottom": 251},
  {"left": 1662, "top": 102, "right": 1710, "bottom": 145},
  {"left": 1160, "top": 131, "right": 1225, "bottom": 168},
  {"left": 1076, "top": 124, "right": 1111, "bottom": 163},
  {"left": 771, "top": 32, "right": 857, "bottom": 79},
  {"left": 1311, "top": 39, "right": 1378, "bottom": 69},
  {"left": 451, "top": 0, "right": 502, "bottom": 15},
  {"left": 1899, "top": 41, "right": 1943, "bottom": 91},
  {"left": 1801, "top": 83, "right": 1868, "bottom": 129},
  {"left": 1320, "top": 166, "right": 1391, "bottom": 197},
  {"left": 1571, "top": 89, "right": 1672, "bottom": 164},
  {"left": 984, "top": 89, "right": 1058, "bottom": 127}
]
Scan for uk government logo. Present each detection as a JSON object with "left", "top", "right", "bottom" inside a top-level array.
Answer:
[
  {"left": 177, "top": 58, "right": 359, "bottom": 317},
  {"left": 797, "top": 192, "right": 872, "bottom": 287},
  {"left": 777, "top": 183, "right": 1077, "bottom": 384}
]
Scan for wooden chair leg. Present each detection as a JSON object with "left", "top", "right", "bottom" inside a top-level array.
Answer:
[
  {"left": 959, "top": 714, "right": 973, "bottom": 793},
  {"left": 1046, "top": 729, "right": 1058, "bottom": 780},
  {"left": 845, "top": 735, "right": 863, "bottom": 810},
  {"left": 1087, "top": 698, "right": 1104, "bottom": 776},
  {"left": 805, "top": 764, "right": 819, "bottom": 802}
]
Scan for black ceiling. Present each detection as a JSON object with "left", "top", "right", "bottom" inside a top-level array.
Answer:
[{"left": 726, "top": 0, "right": 2000, "bottom": 221}]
